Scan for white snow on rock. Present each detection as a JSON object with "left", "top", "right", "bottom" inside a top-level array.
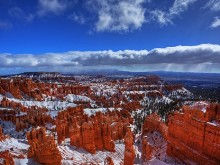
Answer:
[
  {"left": 0, "top": 120, "right": 28, "bottom": 139},
  {"left": 59, "top": 139, "right": 124, "bottom": 165},
  {"left": 64, "top": 94, "right": 93, "bottom": 103},
  {"left": 0, "top": 138, "right": 29, "bottom": 155},
  {"left": 83, "top": 107, "right": 121, "bottom": 117},
  {"left": 0, "top": 94, "right": 4, "bottom": 102},
  {"left": 14, "top": 158, "right": 41, "bottom": 165},
  {"left": 64, "top": 94, "right": 97, "bottom": 107},
  {"left": 6, "top": 98, "right": 77, "bottom": 111}
]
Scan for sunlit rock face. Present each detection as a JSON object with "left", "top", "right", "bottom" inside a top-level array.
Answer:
[
  {"left": 27, "top": 127, "right": 62, "bottom": 165},
  {"left": 124, "top": 129, "right": 135, "bottom": 165},
  {"left": 167, "top": 102, "right": 220, "bottom": 165},
  {"left": 82, "top": 121, "right": 96, "bottom": 154}
]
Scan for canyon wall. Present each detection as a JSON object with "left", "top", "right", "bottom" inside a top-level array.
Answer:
[{"left": 167, "top": 102, "right": 220, "bottom": 165}]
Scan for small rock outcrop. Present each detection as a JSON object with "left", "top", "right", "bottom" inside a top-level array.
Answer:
[
  {"left": 124, "top": 129, "right": 135, "bottom": 165},
  {"left": 0, "top": 126, "right": 6, "bottom": 141},
  {"left": 27, "top": 127, "right": 62, "bottom": 165},
  {"left": 104, "top": 156, "right": 114, "bottom": 165}
]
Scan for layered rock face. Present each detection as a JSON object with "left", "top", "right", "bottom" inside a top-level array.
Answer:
[
  {"left": 124, "top": 129, "right": 135, "bottom": 165},
  {"left": 27, "top": 127, "right": 62, "bottom": 165},
  {"left": 167, "top": 102, "right": 220, "bottom": 165},
  {"left": 142, "top": 113, "right": 168, "bottom": 161},
  {"left": 0, "top": 78, "right": 91, "bottom": 100}
]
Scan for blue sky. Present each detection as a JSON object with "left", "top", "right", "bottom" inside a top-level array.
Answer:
[{"left": 0, "top": 0, "right": 220, "bottom": 74}]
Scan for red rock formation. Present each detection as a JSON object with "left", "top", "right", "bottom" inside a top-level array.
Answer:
[
  {"left": 142, "top": 113, "right": 168, "bottom": 139},
  {"left": 27, "top": 127, "right": 62, "bottom": 165},
  {"left": 142, "top": 131, "right": 167, "bottom": 162},
  {"left": 55, "top": 106, "right": 84, "bottom": 144},
  {"left": 111, "top": 122, "right": 124, "bottom": 141},
  {"left": 122, "top": 101, "right": 142, "bottom": 112},
  {"left": 0, "top": 77, "right": 90, "bottom": 101},
  {"left": 0, "top": 126, "right": 6, "bottom": 141},
  {"left": 167, "top": 102, "right": 220, "bottom": 165},
  {"left": 141, "top": 113, "right": 168, "bottom": 161},
  {"left": 93, "top": 120, "right": 103, "bottom": 150},
  {"left": 0, "top": 150, "right": 14, "bottom": 165},
  {"left": 55, "top": 107, "right": 130, "bottom": 154},
  {"left": 104, "top": 156, "right": 114, "bottom": 165},
  {"left": 0, "top": 97, "right": 53, "bottom": 132},
  {"left": 124, "top": 129, "right": 135, "bottom": 165},
  {"left": 82, "top": 122, "right": 96, "bottom": 154},
  {"left": 102, "top": 123, "right": 115, "bottom": 152},
  {"left": 69, "top": 119, "right": 82, "bottom": 148},
  {"left": 142, "top": 138, "right": 153, "bottom": 161}
]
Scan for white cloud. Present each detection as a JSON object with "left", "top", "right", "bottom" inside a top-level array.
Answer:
[
  {"left": 8, "top": 7, "right": 34, "bottom": 22},
  {"left": 210, "top": 17, "right": 220, "bottom": 28},
  {"left": 0, "top": 21, "right": 12, "bottom": 29},
  {"left": 151, "top": 0, "right": 197, "bottom": 26},
  {"left": 37, "top": 0, "right": 68, "bottom": 16},
  {"left": 1, "top": 44, "right": 220, "bottom": 73},
  {"left": 89, "top": 0, "right": 146, "bottom": 32},
  {"left": 151, "top": 10, "right": 172, "bottom": 26},
  {"left": 205, "top": 0, "right": 220, "bottom": 12},
  {"left": 69, "top": 13, "right": 86, "bottom": 24},
  {"left": 170, "top": 0, "right": 197, "bottom": 15}
]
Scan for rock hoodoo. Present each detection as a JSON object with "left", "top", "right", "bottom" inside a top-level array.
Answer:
[
  {"left": 27, "top": 127, "right": 62, "bottom": 165},
  {"left": 124, "top": 129, "right": 135, "bottom": 165}
]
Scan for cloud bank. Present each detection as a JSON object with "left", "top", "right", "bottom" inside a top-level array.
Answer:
[{"left": 1, "top": 44, "right": 220, "bottom": 73}]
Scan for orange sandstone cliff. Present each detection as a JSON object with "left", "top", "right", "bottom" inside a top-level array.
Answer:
[{"left": 167, "top": 102, "right": 220, "bottom": 165}]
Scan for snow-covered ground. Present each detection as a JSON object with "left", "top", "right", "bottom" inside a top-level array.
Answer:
[
  {"left": 83, "top": 107, "right": 121, "bottom": 117},
  {"left": 59, "top": 139, "right": 124, "bottom": 165}
]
